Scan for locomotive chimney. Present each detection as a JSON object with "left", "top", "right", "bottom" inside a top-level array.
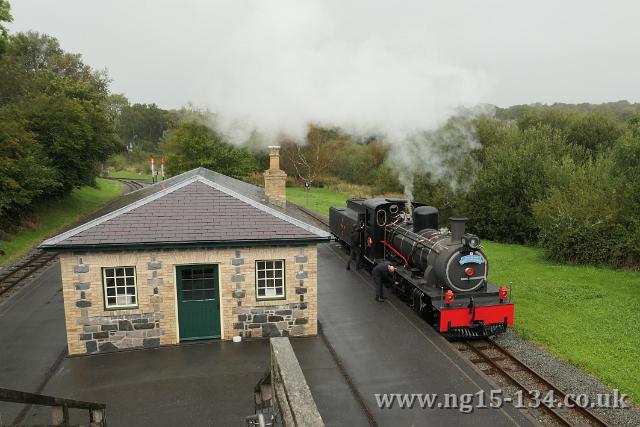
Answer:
[
  {"left": 449, "top": 217, "right": 467, "bottom": 243},
  {"left": 264, "top": 145, "right": 287, "bottom": 207}
]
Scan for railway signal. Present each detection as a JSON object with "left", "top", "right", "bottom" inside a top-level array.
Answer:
[{"left": 150, "top": 157, "right": 156, "bottom": 183}]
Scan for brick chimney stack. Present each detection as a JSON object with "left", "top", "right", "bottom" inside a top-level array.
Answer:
[{"left": 264, "top": 146, "right": 287, "bottom": 207}]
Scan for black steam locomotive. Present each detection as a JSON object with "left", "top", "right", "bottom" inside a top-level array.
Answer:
[{"left": 329, "top": 198, "right": 513, "bottom": 338}]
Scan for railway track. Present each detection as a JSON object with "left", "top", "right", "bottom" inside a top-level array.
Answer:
[
  {"left": 0, "top": 178, "right": 145, "bottom": 301},
  {"left": 105, "top": 177, "right": 145, "bottom": 193},
  {"left": 458, "top": 339, "right": 609, "bottom": 426},
  {"left": 0, "top": 250, "right": 59, "bottom": 298}
]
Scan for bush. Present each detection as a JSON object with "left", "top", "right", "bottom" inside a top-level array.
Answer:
[{"left": 533, "top": 156, "right": 640, "bottom": 268}]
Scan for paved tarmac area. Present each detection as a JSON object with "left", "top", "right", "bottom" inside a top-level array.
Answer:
[
  {"left": 0, "top": 261, "right": 67, "bottom": 425},
  {"left": 0, "top": 242, "right": 537, "bottom": 426}
]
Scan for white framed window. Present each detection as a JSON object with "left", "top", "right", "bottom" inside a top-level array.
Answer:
[
  {"left": 256, "top": 260, "right": 285, "bottom": 300},
  {"left": 103, "top": 266, "right": 138, "bottom": 309}
]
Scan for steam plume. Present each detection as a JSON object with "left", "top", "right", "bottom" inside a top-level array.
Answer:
[{"left": 206, "top": 1, "right": 490, "bottom": 194}]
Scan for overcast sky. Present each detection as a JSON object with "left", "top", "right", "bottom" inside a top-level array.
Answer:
[{"left": 8, "top": 1, "right": 640, "bottom": 114}]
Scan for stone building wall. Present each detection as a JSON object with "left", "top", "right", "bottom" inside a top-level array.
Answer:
[{"left": 59, "top": 244, "right": 318, "bottom": 355}]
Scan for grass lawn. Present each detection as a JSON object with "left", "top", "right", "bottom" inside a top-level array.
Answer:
[
  {"left": 286, "top": 186, "right": 351, "bottom": 216},
  {"left": 108, "top": 170, "right": 153, "bottom": 181},
  {"left": 287, "top": 185, "right": 640, "bottom": 402},
  {"left": 0, "top": 178, "right": 123, "bottom": 266},
  {"left": 483, "top": 241, "right": 640, "bottom": 402}
]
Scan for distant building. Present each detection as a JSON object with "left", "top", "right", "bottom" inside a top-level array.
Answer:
[{"left": 41, "top": 147, "right": 329, "bottom": 355}]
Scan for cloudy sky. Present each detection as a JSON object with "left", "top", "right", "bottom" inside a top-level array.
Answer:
[{"left": 8, "top": 1, "right": 640, "bottom": 129}]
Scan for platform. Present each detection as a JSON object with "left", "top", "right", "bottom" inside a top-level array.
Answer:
[{"left": 0, "top": 243, "right": 536, "bottom": 426}]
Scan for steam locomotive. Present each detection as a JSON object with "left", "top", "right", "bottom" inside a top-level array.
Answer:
[{"left": 329, "top": 198, "right": 514, "bottom": 338}]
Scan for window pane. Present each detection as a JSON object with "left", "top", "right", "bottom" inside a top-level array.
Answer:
[
  {"left": 183, "top": 269, "right": 192, "bottom": 279},
  {"left": 126, "top": 286, "right": 135, "bottom": 295},
  {"left": 107, "top": 297, "right": 116, "bottom": 305},
  {"left": 128, "top": 295, "right": 136, "bottom": 304},
  {"left": 183, "top": 280, "right": 193, "bottom": 291},
  {"left": 116, "top": 277, "right": 125, "bottom": 286},
  {"left": 106, "top": 278, "right": 115, "bottom": 287},
  {"left": 117, "top": 287, "right": 126, "bottom": 295},
  {"left": 192, "top": 290, "right": 204, "bottom": 300},
  {"left": 257, "top": 261, "right": 265, "bottom": 270},
  {"left": 275, "top": 270, "right": 282, "bottom": 279},
  {"left": 275, "top": 286, "right": 283, "bottom": 296},
  {"left": 116, "top": 268, "right": 124, "bottom": 276},
  {"left": 125, "top": 267, "right": 134, "bottom": 276},
  {"left": 203, "top": 268, "right": 213, "bottom": 277},
  {"left": 258, "top": 288, "right": 265, "bottom": 296},
  {"left": 258, "top": 271, "right": 265, "bottom": 279},
  {"left": 116, "top": 295, "right": 127, "bottom": 305},
  {"left": 274, "top": 278, "right": 283, "bottom": 286},
  {"left": 204, "top": 289, "right": 215, "bottom": 299},
  {"left": 124, "top": 277, "right": 133, "bottom": 286},
  {"left": 105, "top": 268, "right": 115, "bottom": 278},
  {"left": 267, "top": 270, "right": 274, "bottom": 278},
  {"left": 107, "top": 288, "right": 115, "bottom": 296},
  {"left": 202, "top": 279, "right": 215, "bottom": 290},
  {"left": 182, "top": 290, "right": 192, "bottom": 301},
  {"left": 266, "top": 261, "right": 273, "bottom": 269}
]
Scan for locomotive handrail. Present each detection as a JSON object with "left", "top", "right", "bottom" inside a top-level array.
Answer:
[{"left": 379, "top": 240, "right": 409, "bottom": 267}]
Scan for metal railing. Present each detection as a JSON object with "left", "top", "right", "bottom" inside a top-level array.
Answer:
[{"left": 0, "top": 387, "right": 106, "bottom": 426}]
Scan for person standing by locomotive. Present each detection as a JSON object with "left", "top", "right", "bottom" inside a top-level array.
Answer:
[
  {"left": 346, "top": 222, "right": 364, "bottom": 271},
  {"left": 372, "top": 261, "right": 396, "bottom": 302}
]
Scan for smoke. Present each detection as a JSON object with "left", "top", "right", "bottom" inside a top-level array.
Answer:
[{"left": 206, "top": 1, "right": 490, "bottom": 195}]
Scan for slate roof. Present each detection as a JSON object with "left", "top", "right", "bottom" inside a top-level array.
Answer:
[{"left": 41, "top": 168, "right": 330, "bottom": 250}]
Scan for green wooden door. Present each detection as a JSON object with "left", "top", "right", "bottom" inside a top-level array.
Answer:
[{"left": 176, "top": 265, "right": 221, "bottom": 340}]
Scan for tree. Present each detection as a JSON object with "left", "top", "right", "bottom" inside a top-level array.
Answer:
[
  {"left": 163, "top": 120, "right": 258, "bottom": 177},
  {"left": 280, "top": 125, "right": 338, "bottom": 185},
  {"left": 566, "top": 112, "right": 624, "bottom": 153},
  {"left": 468, "top": 126, "right": 574, "bottom": 243},
  {"left": 0, "top": 111, "right": 59, "bottom": 228},
  {"left": 0, "top": 0, "right": 11, "bottom": 55}
]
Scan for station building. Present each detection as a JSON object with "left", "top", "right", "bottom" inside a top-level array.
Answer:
[{"left": 41, "top": 147, "right": 330, "bottom": 355}]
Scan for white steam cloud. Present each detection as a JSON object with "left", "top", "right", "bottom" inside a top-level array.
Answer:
[{"left": 206, "top": 1, "right": 490, "bottom": 196}]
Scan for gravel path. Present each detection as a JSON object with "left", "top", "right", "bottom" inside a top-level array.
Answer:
[{"left": 493, "top": 330, "right": 639, "bottom": 426}]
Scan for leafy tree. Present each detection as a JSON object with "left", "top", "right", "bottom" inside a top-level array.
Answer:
[
  {"left": 280, "top": 125, "right": 339, "bottom": 185},
  {"left": 468, "top": 126, "right": 574, "bottom": 243},
  {"left": 627, "top": 113, "right": 640, "bottom": 138},
  {"left": 0, "top": 110, "right": 59, "bottom": 228},
  {"left": 0, "top": 0, "right": 11, "bottom": 55},
  {"left": 566, "top": 112, "right": 623, "bottom": 153},
  {"left": 164, "top": 120, "right": 258, "bottom": 177}
]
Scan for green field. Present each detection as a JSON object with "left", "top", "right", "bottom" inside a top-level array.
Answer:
[
  {"left": 483, "top": 241, "right": 639, "bottom": 401},
  {"left": 286, "top": 186, "right": 351, "bottom": 215},
  {"left": 0, "top": 178, "right": 123, "bottom": 266},
  {"left": 287, "top": 185, "right": 640, "bottom": 402},
  {"left": 108, "top": 170, "right": 153, "bottom": 181}
]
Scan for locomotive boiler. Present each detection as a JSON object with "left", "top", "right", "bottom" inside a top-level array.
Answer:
[{"left": 329, "top": 198, "right": 514, "bottom": 338}]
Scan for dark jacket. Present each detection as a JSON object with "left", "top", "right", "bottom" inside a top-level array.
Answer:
[
  {"left": 350, "top": 225, "right": 362, "bottom": 247},
  {"left": 372, "top": 261, "right": 393, "bottom": 284}
]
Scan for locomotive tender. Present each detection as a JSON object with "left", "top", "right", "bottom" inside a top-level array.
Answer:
[{"left": 329, "top": 198, "right": 514, "bottom": 338}]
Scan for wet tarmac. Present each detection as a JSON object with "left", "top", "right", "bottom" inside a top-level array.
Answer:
[{"left": 0, "top": 243, "right": 536, "bottom": 426}]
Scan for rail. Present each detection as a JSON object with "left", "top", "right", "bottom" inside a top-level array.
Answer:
[
  {"left": 0, "top": 387, "right": 106, "bottom": 426},
  {"left": 0, "top": 250, "right": 59, "bottom": 297},
  {"left": 460, "top": 339, "right": 609, "bottom": 426}
]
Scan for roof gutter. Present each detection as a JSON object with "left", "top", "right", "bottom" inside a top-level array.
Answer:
[{"left": 39, "top": 237, "right": 331, "bottom": 252}]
